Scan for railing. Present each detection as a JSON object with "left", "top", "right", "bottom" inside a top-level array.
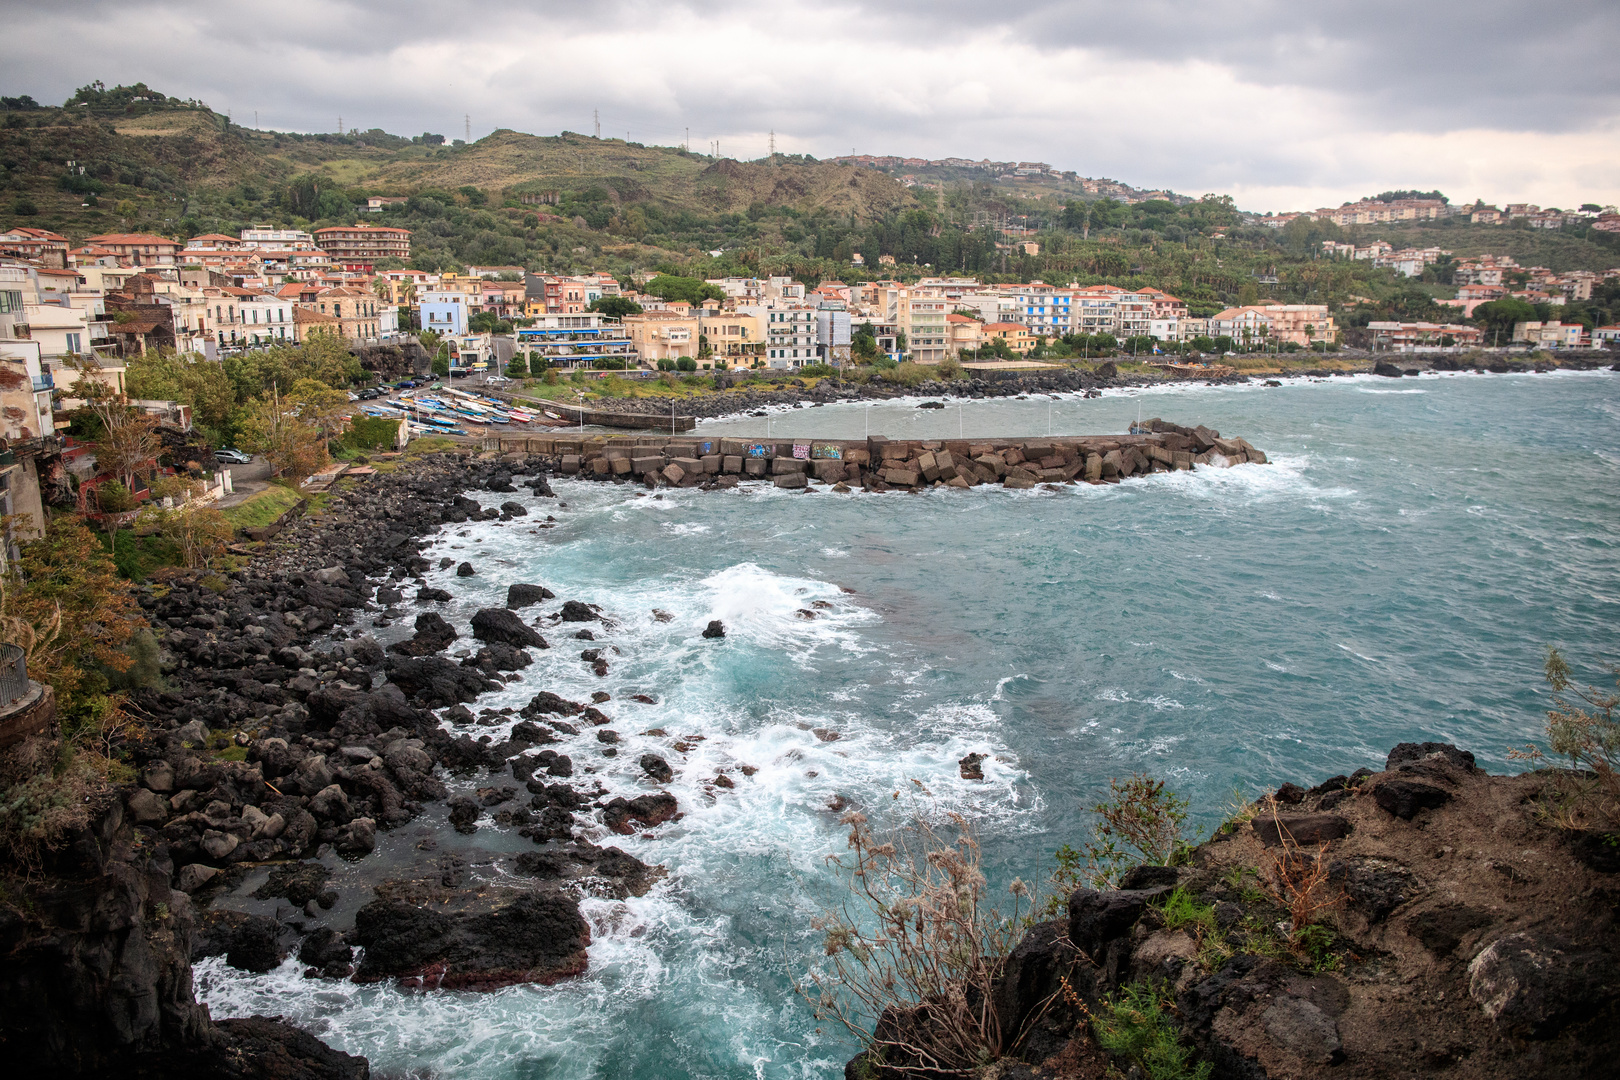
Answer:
[
  {"left": 0, "top": 643, "right": 28, "bottom": 707},
  {"left": 31, "top": 373, "right": 53, "bottom": 392}
]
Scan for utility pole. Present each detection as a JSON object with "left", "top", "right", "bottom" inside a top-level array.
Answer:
[
  {"left": 769, "top": 129, "right": 776, "bottom": 165},
  {"left": 685, "top": 127, "right": 690, "bottom": 151},
  {"left": 254, "top": 110, "right": 258, "bottom": 129},
  {"left": 338, "top": 114, "right": 342, "bottom": 134},
  {"left": 465, "top": 114, "right": 471, "bottom": 142},
  {"left": 593, "top": 109, "right": 600, "bottom": 139}
]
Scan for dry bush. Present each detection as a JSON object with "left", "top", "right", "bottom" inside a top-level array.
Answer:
[
  {"left": 1512, "top": 648, "right": 1620, "bottom": 831},
  {"left": 1258, "top": 813, "right": 1346, "bottom": 945},
  {"left": 799, "top": 810, "right": 1032, "bottom": 1076}
]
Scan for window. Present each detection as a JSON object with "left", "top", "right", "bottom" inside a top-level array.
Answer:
[{"left": 65, "top": 332, "right": 81, "bottom": 353}]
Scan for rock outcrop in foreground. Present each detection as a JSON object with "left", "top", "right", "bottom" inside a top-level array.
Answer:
[{"left": 849, "top": 743, "right": 1619, "bottom": 1079}]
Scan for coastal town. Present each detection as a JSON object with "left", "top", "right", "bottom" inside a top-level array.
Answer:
[{"left": 4, "top": 219, "right": 1617, "bottom": 395}]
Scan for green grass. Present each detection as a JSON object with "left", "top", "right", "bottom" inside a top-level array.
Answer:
[
  {"left": 1093, "top": 981, "right": 1212, "bottom": 1080},
  {"left": 1155, "top": 887, "right": 1217, "bottom": 935},
  {"left": 104, "top": 530, "right": 182, "bottom": 581},
  {"left": 221, "top": 485, "right": 304, "bottom": 531}
]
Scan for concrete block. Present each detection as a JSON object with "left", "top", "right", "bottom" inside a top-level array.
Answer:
[
  {"left": 1003, "top": 476, "right": 1037, "bottom": 490},
  {"left": 844, "top": 448, "right": 871, "bottom": 467},
  {"left": 672, "top": 457, "right": 703, "bottom": 476},
  {"left": 1006, "top": 465, "right": 1038, "bottom": 483},
  {"left": 1101, "top": 450, "right": 1122, "bottom": 478},
  {"left": 1085, "top": 454, "right": 1102, "bottom": 482},
  {"left": 722, "top": 455, "right": 743, "bottom": 474},
  {"left": 700, "top": 454, "right": 722, "bottom": 474},
  {"left": 881, "top": 468, "right": 920, "bottom": 487},
  {"left": 589, "top": 457, "right": 611, "bottom": 476},
  {"left": 560, "top": 455, "right": 582, "bottom": 475},
  {"left": 946, "top": 475, "right": 972, "bottom": 489},
  {"left": 772, "top": 457, "right": 807, "bottom": 475},
  {"left": 631, "top": 456, "right": 662, "bottom": 476},
  {"left": 974, "top": 454, "right": 1007, "bottom": 478},
  {"left": 715, "top": 475, "right": 740, "bottom": 488},
  {"left": 1172, "top": 452, "right": 1193, "bottom": 470},
  {"left": 1247, "top": 448, "right": 1268, "bottom": 465},
  {"left": 813, "top": 460, "right": 846, "bottom": 482},
  {"left": 744, "top": 457, "right": 767, "bottom": 477},
  {"left": 611, "top": 457, "right": 632, "bottom": 476},
  {"left": 662, "top": 463, "right": 686, "bottom": 484},
  {"left": 774, "top": 472, "right": 808, "bottom": 489}
]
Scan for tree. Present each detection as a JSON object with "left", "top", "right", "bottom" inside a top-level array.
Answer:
[
  {"left": 4, "top": 516, "right": 143, "bottom": 719},
  {"left": 1474, "top": 297, "right": 1538, "bottom": 343},
  {"left": 68, "top": 358, "right": 161, "bottom": 494},
  {"left": 675, "top": 357, "right": 697, "bottom": 372},
  {"left": 140, "top": 477, "right": 233, "bottom": 570},
  {"left": 643, "top": 275, "right": 725, "bottom": 305},
  {"left": 237, "top": 386, "right": 328, "bottom": 483},
  {"left": 506, "top": 355, "right": 528, "bottom": 377},
  {"left": 287, "top": 378, "right": 350, "bottom": 441},
  {"left": 588, "top": 295, "right": 643, "bottom": 318}
]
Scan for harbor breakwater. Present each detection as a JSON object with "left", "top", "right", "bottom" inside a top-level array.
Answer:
[{"left": 471, "top": 417, "right": 1268, "bottom": 493}]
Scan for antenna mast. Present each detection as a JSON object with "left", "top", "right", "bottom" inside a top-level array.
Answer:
[
  {"left": 593, "top": 109, "right": 600, "bottom": 139},
  {"left": 769, "top": 129, "right": 776, "bottom": 165},
  {"left": 465, "top": 114, "right": 471, "bottom": 141}
]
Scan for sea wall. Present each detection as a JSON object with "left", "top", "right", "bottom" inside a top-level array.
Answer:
[{"left": 471, "top": 418, "right": 1267, "bottom": 493}]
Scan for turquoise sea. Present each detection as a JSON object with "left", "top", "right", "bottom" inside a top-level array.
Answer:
[{"left": 198, "top": 369, "right": 1620, "bottom": 1078}]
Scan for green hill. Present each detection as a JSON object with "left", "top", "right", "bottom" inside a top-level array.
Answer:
[{"left": 1, "top": 83, "right": 1616, "bottom": 322}]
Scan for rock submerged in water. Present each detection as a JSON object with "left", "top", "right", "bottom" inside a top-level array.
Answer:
[
  {"left": 506, "top": 582, "right": 555, "bottom": 609},
  {"left": 456, "top": 561, "right": 476, "bottom": 577},
  {"left": 559, "top": 600, "right": 599, "bottom": 622},
  {"left": 702, "top": 619, "right": 726, "bottom": 639},
  {"left": 353, "top": 882, "right": 590, "bottom": 990},
  {"left": 470, "top": 608, "right": 549, "bottom": 649}
]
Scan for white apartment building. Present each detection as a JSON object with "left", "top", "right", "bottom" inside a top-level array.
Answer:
[{"left": 762, "top": 306, "right": 817, "bottom": 367}]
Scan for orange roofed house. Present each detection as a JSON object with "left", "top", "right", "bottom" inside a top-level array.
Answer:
[
  {"left": 982, "top": 322, "right": 1034, "bottom": 355},
  {"left": 81, "top": 233, "right": 182, "bottom": 267},
  {"left": 313, "top": 226, "right": 410, "bottom": 271}
]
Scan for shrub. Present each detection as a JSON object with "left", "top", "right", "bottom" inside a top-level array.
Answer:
[
  {"left": 799, "top": 362, "right": 835, "bottom": 377},
  {"left": 799, "top": 811, "right": 1031, "bottom": 1074},
  {"left": 505, "top": 355, "right": 528, "bottom": 377},
  {"left": 1512, "top": 648, "right": 1620, "bottom": 831},
  {"left": 344, "top": 415, "right": 399, "bottom": 450},
  {"left": 936, "top": 357, "right": 963, "bottom": 380},
  {"left": 675, "top": 356, "right": 697, "bottom": 372},
  {"left": 1043, "top": 775, "right": 1193, "bottom": 914},
  {"left": 1093, "top": 981, "right": 1212, "bottom": 1080}
]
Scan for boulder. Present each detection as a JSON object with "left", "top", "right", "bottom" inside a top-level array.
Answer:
[
  {"left": 602, "top": 792, "right": 678, "bottom": 834},
  {"left": 1372, "top": 779, "right": 1451, "bottom": 820},
  {"left": 959, "top": 753, "right": 986, "bottom": 781},
  {"left": 559, "top": 600, "right": 598, "bottom": 622},
  {"left": 507, "top": 583, "right": 555, "bottom": 609},
  {"left": 470, "top": 608, "right": 548, "bottom": 649},
  {"left": 1468, "top": 932, "right": 1614, "bottom": 1038},
  {"left": 1251, "top": 813, "right": 1353, "bottom": 847},
  {"left": 194, "top": 910, "right": 287, "bottom": 973},
  {"left": 456, "top": 562, "right": 476, "bottom": 577},
  {"left": 499, "top": 501, "right": 528, "bottom": 516},
  {"left": 702, "top": 619, "right": 726, "bottom": 639},
  {"left": 640, "top": 754, "right": 673, "bottom": 783},
  {"left": 353, "top": 886, "right": 590, "bottom": 990}
]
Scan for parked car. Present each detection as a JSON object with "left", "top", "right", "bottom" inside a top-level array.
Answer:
[{"left": 215, "top": 449, "right": 252, "bottom": 464}]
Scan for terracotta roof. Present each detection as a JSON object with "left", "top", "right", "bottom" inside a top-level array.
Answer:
[
  {"left": 83, "top": 233, "right": 181, "bottom": 247},
  {"left": 946, "top": 313, "right": 979, "bottom": 323},
  {"left": 186, "top": 234, "right": 240, "bottom": 244},
  {"left": 983, "top": 322, "right": 1027, "bottom": 332},
  {"left": 111, "top": 320, "right": 164, "bottom": 334},
  {"left": 294, "top": 308, "right": 341, "bottom": 325}
]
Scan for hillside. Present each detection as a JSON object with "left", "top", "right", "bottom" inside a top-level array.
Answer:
[{"left": 2, "top": 85, "right": 1616, "bottom": 323}]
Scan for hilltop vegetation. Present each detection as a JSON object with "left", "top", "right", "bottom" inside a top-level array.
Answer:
[{"left": 3, "top": 82, "right": 1618, "bottom": 323}]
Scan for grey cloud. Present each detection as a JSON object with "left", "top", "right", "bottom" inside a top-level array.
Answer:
[{"left": 2, "top": 0, "right": 1616, "bottom": 202}]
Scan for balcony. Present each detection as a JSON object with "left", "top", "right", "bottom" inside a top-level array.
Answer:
[{"left": 31, "top": 373, "right": 53, "bottom": 392}]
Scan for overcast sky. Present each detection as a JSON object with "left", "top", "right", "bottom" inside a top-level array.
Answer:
[{"left": 8, "top": 0, "right": 1619, "bottom": 212}]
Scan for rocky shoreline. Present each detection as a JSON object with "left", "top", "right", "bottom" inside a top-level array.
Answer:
[
  {"left": 2, "top": 451, "right": 683, "bottom": 1078},
  {"left": 845, "top": 743, "right": 1620, "bottom": 1080},
  {"left": 4, "top": 433, "right": 1617, "bottom": 1079}
]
